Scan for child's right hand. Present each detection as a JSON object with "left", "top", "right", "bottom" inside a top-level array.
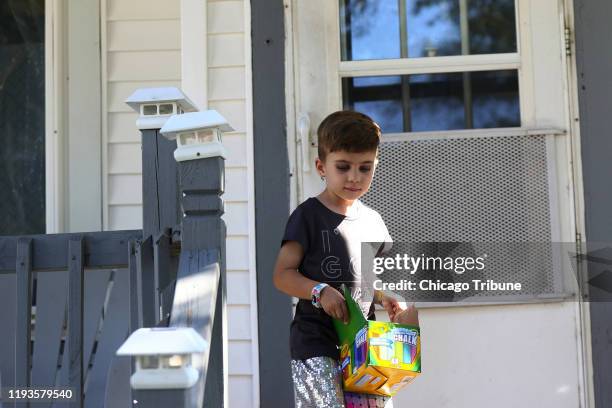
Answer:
[{"left": 320, "top": 286, "right": 349, "bottom": 324}]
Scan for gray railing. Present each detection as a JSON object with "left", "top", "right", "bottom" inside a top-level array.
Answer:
[
  {"left": 0, "top": 88, "right": 228, "bottom": 408},
  {"left": 0, "top": 230, "right": 141, "bottom": 407}
]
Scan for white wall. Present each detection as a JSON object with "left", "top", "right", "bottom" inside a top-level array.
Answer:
[
  {"left": 102, "top": 1, "right": 259, "bottom": 406},
  {"left": 102, "top": 0, "right": 181, "bottom": 230},
  {"left": 207, "top": 1, "right": 259, "bottom": 406},
  {"left": 388, "top": 302, "right": 583, "bottom": 407}
]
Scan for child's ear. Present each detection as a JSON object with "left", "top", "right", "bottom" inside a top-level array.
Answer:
[{"left": 315, "top": 157, "right": 325, "bottom": 177}]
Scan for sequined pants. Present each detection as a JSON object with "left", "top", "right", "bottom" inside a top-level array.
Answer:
[{"left": 291, "top": 357, "right": 393, "bottom": 408}]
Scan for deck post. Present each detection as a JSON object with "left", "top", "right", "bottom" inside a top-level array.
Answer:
[
  {"left": 126, "top": 88, "right": 197, "bottom": 326},
  {"left": 162, "top": 110, "right": 231, "bottom": 407}
]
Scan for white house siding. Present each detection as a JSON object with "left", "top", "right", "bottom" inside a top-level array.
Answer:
[
  {"left": 102, "top": 0, "right": 181, "bottom": 230},
  {"left": 207, "top": 1, "right": 258, "bottom": 406},
  {"left": 102, "top": 0, "right": 259, "bottom": 406}
]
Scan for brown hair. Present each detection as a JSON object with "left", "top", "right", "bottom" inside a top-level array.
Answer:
[{"left": 317, "top": 110, "right": 381, "bottom": 161}]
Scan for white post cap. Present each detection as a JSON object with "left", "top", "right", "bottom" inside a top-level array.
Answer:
[
  {"left": 125, "top": 87, "right": 198, "bottom": 130},
  {"left": 116, "top": 327, "right": 208, "bottom": 390},
  {"left": 160, "top": 110, "right": 234, "bottom": 162},
  {"left": 117, "top": 327, "right": 207, "bottom": 356}
]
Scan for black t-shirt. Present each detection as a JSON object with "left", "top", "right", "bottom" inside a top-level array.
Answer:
[{"left": 281, "top": 197, "right": 392, "bottom": 360}]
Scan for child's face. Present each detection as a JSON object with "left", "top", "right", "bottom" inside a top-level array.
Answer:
[{"left": 315, "top": 149, "right": 378, "bottom": 203}]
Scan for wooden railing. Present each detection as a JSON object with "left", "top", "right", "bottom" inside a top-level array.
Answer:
[
  {"left": 0, "top": 88, "right": 227, "bottom": 408},
  {"left": 0, "top": 230, "right": 142, "bottom": 406}
]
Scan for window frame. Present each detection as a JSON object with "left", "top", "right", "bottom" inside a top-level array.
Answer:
[{"left": 326, "top": 0, "right": 536, "bottom": 132}]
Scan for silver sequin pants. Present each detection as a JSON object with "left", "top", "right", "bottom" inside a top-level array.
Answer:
[{"left": 291, "top": 356, "right": 393, "bottom": 408}]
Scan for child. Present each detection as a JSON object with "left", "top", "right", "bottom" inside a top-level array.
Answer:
[{"left": 273, "top": 111, "right": 417, "bottom": 407}]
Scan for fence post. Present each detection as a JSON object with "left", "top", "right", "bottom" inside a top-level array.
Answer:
[
  {"left": 162, "top": 110, "right": 231, "bottom": 407},
  {"left": 15, "top": 237, "right": 33, "bottom": 395},
  {"left": 125, "top": 87, "right": 196, "bottom": 326}
]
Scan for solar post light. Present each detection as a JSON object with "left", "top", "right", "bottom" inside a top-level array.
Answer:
[
  {"left": 160, "top": 110, "right": 233, "bottom": 162},
  {"left": 125, "top": 87, "right": 197, "bottom": 130},
  {"left": 116, "top": 327, "right": 207, "bottom": 406}
]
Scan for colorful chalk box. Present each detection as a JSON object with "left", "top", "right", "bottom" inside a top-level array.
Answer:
[{"left": 333, "top": 286, "right": 421, "bottom": 397}]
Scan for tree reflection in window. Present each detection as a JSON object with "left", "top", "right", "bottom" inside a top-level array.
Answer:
[
  {"left": 0, "top": 0, "right": 45, "bottom": 235},
  {"left": 340, "top": 0, "right": 517, "bottom": 61},
  {"left": 343, "top": 70, "right": 520, "bottom": 133}
]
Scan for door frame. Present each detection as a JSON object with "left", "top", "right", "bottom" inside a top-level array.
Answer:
[{"left": 45, "top": 0, "right": 102, "bottom": 234}]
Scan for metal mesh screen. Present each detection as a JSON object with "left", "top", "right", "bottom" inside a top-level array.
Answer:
[{"left": 361, "top": 134, "right": 558, "bottom": 299}]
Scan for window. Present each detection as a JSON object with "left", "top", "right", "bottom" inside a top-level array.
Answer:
[
  {"left": 338, "top": 0, "right": 520, "bottom": 133},
  {"left": 0, "top": 0, "right": 45, "bottom": 235}
]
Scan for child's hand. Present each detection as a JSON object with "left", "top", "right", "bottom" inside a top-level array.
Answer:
[
  {"left": 381, "top": 295, "right": 401, "bottom": 321},
  {"left": 392, "top": 304, "right": 419, "bottom": 326},
  {"left": 320, "top": 286, "right": 349, "bottom": 324}
]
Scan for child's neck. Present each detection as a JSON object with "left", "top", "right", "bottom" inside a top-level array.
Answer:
[{"left": 317, "top": 189, "right": 359, "bottom": 216}]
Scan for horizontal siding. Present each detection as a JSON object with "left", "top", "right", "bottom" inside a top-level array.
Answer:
[
  {"left": 103, "top": 0, "right": 181, "bottom": 235},
  {"left": 208, "top": 34, "right": 245, "bottom": 67},
  {"left": 208, "top": 1, "right": 244, "bottom": 34},
  {"left": 228, "top": 305, "right": 251, "bottom": 340},
  {"left": 223, "top": 135, "right": 248, "bottom": 168},
  {"left": 209, "top": 100, "right": 247, "bottom": 133},
  {"left": 108, "top": 205, "right": 142, "bottom": 230},
  {"left": 108, "top": 20, "right": 180, "bottom": 51},
  {"left": 108, "top": 143, "right": 141, "bottom": 174},
  {"left": 209, "top": 67, "right": 246, "bottom": 100},
  {"left": 224, "top": 202, "right": 249, "bottom": 235},
  {"left": 229, "top": 340, "right": 253, "bottom": 375},
  {"left": 225, "top": 168, "right": 249, "bottom": 201},
  {"left": 108, "top": 175, "right": 142, "bottom": 204},
  {"left": 229, "top": 376, "right": 253, "bottom": 408},
  {"left": 107, "top": 51, "right": 181, "bottom": 81},
  {"left": 227, "top": 270, "right": 251, "bottom": 305},
  {"left": 206, "top": 1, "right": 257, "bottom": 404},
  {"left": 107, "top": 0, "right": 180, "bottom": 21},
  {"left": 226, "top": 236, "right": 249, "bottom": 270},
  {"left": 108, "top": 112, "right": 140, "bottom": 143}
]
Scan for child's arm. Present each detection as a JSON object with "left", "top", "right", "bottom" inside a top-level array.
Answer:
[{"left": 273, "top": 241, "right": 349, "bottom": 323}]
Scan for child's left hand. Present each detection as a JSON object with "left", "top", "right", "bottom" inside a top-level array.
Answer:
[
  {"left": 380, "top": 294, "right": 401, "bottom": 321},
  {"left": 392, "top": 304, "right": 419, "bottom": 326}
]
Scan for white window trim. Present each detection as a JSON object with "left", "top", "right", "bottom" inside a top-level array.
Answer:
[
  {"left": 338, "top": 53, "right": 521, "bottom": 76},
  {"left": 558, "top": 0, "right": 592, "bottom": 405},
  {"left": 325, "top": 0, "right": 537, "bottom": 128},
  {"left": 45, "top": 0, "right": 67, "bottom": 233},
  {"left": 46, "top": 0, "right": 103, "bottom": 234}
]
